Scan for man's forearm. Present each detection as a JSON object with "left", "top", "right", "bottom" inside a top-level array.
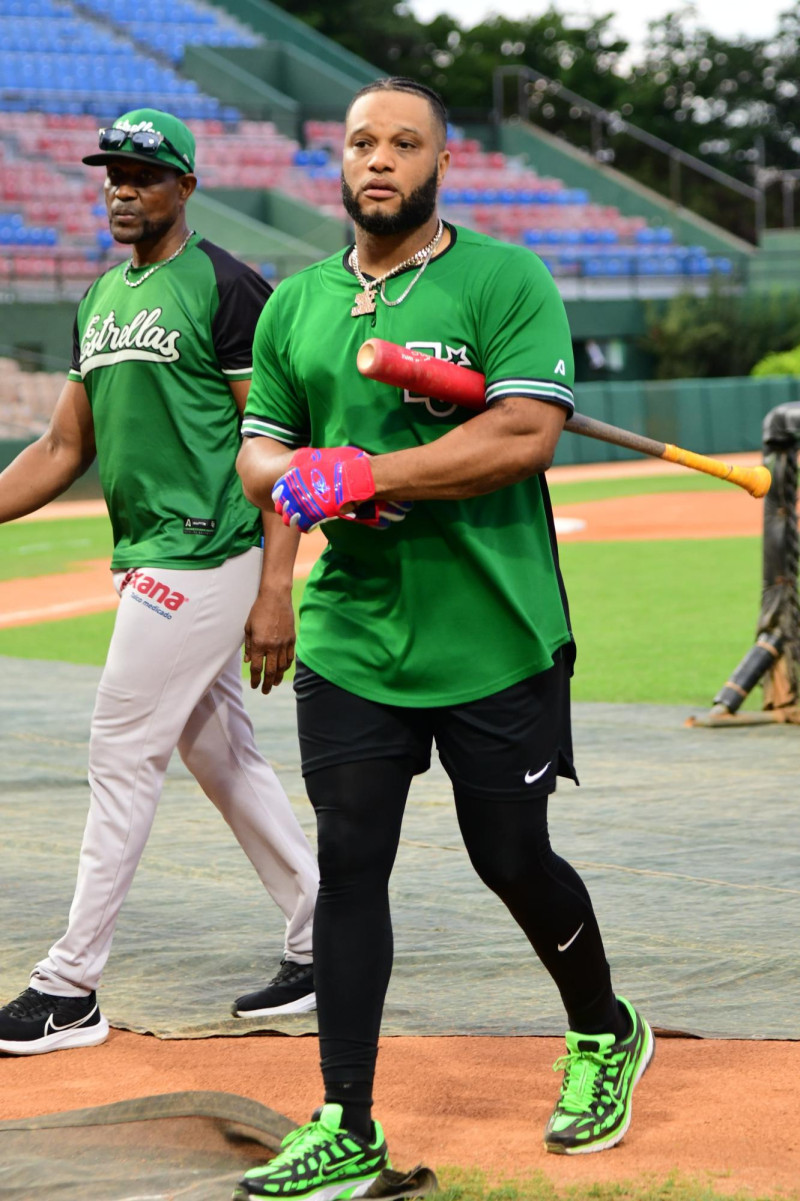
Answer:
[
  {"left": 0, "top": 436, "right": 91, "bottom": 524},
  {"left": 370, "top": 396, "right": 567, "bottom": 501},
  {"left": 259, "top": 509, "right": 300, "bottom": 592},
  {"left": 237, "top": 437, "right": 295, "bottom": 510}
]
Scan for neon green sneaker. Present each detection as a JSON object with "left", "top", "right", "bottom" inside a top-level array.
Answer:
[
  {"left": 544, "top": 996, "right": 654, "bottom": 1154},
  {"left": 233, "top": 1103, "right": 390, "bottom": 1199}
]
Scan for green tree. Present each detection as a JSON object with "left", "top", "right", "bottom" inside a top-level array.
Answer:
[
  {"left": 642, "top": 290, "right": 800, "bottom": 379},
  {"left": 752, "top": 346, "right": 800, "bottom": 376},
  {"left": 270, "top": 0, "right": 800, "bottom": 236}
]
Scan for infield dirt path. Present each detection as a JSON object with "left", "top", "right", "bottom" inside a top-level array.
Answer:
[
  {"left": 2, "top": 1030, "right": 797, "bottom": 1197},
  {"left": 4, "top": 455, "right": 793, "bottom": 1198},
  {"left": 0, "top": 456, "right": 765, "bottom": 630}
]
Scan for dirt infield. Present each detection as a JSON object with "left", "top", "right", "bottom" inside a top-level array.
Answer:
[
  {"left": 0, "top": 467, "right": 764, "bottom": 629},
  {"left": 2, "top": 1030, "right": 798, "bottom": 1196}
]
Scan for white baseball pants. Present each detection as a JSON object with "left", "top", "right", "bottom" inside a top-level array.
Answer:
[{"left": 31, "top": 547, "right": 318, "bottom": 997}]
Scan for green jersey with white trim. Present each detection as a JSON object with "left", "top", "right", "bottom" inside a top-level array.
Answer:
[
  {"left": 244, "top": 224, "right": 575, "bottom": 706},
  {"left": 69, "top": 235, "right": 269, "bottom": 570}
]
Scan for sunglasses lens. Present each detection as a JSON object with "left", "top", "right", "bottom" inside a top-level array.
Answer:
[
  {"left": 96, "top": 126, "right": 188, "bottom": 170},
  {"left": 131, "top": 132, "right": 161, "bottom": 153},
  {"left": 98, "top": 128, "right": 127, "bottom": 150}
]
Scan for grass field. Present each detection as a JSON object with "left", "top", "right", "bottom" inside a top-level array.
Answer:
[
  {"left": 548, "top": 473, "right": 734, "bottom": 505},
  {"left": 0, "top": 515, "right": 113, "bottom": 582},
  {"left": 435, "top": 1168, "right": 784, "bottom": 1201},
  {"left": 0, "top": 478, "right": 763, "bottom": 710}
]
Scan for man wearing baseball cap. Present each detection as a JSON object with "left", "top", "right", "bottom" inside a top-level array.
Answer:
[
  {"left": 0, "top": 108, "right": 319, "bottom": 1054},
  {"left": 82, "top": 107, "right": 198, "bottom": 174}
]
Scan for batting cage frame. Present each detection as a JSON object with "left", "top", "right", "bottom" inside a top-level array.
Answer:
[{"left": 689, "top": 401, "right": 800, "bottom": 727}]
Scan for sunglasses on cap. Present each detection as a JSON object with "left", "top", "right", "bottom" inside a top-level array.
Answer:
[{"left": 97, "top": 127, "right": 193, "bottom": 173}]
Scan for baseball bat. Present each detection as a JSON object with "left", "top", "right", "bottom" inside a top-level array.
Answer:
[{"left": 356, "top": 338, "right": 772, "bottom": 499}]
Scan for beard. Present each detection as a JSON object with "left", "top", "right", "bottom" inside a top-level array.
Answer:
[
  {"left": 108, "top": 213, "right": 175, "bottom": 245},
  {"left": 341, "top": 166, "right": 439, "bottom": 236}
]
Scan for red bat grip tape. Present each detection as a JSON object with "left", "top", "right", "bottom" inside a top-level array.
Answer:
[{"left": 357, "top": 339, "right": 487, "bottom": 411}]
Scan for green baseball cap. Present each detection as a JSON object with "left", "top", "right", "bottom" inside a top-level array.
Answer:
[{"left": 83, "top": 108, "right": 196, "bottom": 174}]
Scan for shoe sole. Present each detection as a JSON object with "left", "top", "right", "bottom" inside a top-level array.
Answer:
[
  {"left": 233, "top": 992, "right": 317, "bottom": 1018},
  {"left": 233, "top": 1168, "right": 379, "bottom": 1200},
  {"left": 545, "top": 1020, "right": 655, "bottom": 1156},
  {"left": 0, "top": 1015, "right": 110, "bottom": 1056}
]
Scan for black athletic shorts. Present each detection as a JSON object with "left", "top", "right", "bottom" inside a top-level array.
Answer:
[{"left": 293, "top": 645, "right": 579, "bottom": 800}]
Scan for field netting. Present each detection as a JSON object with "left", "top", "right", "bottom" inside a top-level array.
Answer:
[{"left": 1, "top": 656, "right": 797, "bottom": 1040}]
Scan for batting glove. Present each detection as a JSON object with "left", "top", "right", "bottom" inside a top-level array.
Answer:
[
  {"left": 272, "top": 446, "right": 377, "bottom": 533},
  {"left": 347, "top": 499, "right": 414, "bottom": 529}
]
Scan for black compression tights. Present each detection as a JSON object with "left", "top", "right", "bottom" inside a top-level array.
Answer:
[{"left": 306, "top": 757, "right": 622, "bottom": 1137}]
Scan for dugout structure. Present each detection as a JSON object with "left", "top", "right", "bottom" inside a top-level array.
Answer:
[{"left": 690, "top": 401, "right": 800, "bottom": 726}]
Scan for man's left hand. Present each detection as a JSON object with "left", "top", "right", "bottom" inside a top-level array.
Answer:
[{"left": 272, "top": 446, "right": 376, "bottom": 533}]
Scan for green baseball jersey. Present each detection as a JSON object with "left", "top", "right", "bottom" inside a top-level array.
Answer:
[
  {"left": 243, "top": 224, "right": 575, "bottom": 706},
  {"left": 69, "top": 235, "right": 270, "bottom": 570}
]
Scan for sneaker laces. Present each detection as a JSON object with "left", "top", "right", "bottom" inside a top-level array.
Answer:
[
  {"left": 552, "top": 1047, "right": 613, "bottom": 1115},
  {"left": 273, "top": 1116, "right": 334, "bottom": 1164},
  {"left": 269, "top": 959, "right": 312, "bottom": 987},
  {"left": 6, "top": 988, "right": 49, "bottom": 1019}
]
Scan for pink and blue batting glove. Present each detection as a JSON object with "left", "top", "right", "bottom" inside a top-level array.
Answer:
[
  {"left": 272, "top": 446, "right": 377, "bottom": 533},
  {"left": 347, "top": 499, "right": 414, "bottom": 529}
]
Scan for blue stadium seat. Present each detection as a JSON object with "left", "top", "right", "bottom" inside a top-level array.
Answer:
[{"left": 685, "top": 256, "right": 712, "bottom": 275}]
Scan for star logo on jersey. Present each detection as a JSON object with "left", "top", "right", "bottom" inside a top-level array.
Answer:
[
  {"left": 403, "top": 342, "right": 473, "bottom": 417},
  {"left": 444, "top": 345, "right": 471, "bottom": 368}
]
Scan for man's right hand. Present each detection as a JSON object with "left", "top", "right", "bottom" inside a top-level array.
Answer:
[
  {"left": 272, "top": 446, "right": 377, "bottom": 533},
  {"left": 347, "top": 499, "right": 414, "bottom": 528}
]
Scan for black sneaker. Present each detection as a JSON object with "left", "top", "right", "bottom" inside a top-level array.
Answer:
[
  {"left": 0, "top": 986, "right": 109, "bottom": 1055},
  {"left": 232, "top": 958, "right": 315, "bottom": 1017}
]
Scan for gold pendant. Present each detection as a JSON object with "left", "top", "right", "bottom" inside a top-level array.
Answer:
[{"left": 351, "top": 289, "right": 376, "bottom": 317}]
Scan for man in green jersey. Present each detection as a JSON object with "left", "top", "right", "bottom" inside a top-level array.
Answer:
[
  {"left": 233, "top": 79, "right": 654, "bottom": 1196},
  {"left": 0, "top": 109, "right": 318, "bottom": 1056}
]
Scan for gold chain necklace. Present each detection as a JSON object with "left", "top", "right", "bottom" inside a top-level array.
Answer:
[
  {"left": 123, "top": 229, "right": 195, "bottom": 289},
  {"left": 349, "top": 220, "right": 444, "bottom": 317}
]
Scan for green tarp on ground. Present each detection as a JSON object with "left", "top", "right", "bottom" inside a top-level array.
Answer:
[{"left": 1, "top": 657, "right": 798, "bottom": 1040}]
